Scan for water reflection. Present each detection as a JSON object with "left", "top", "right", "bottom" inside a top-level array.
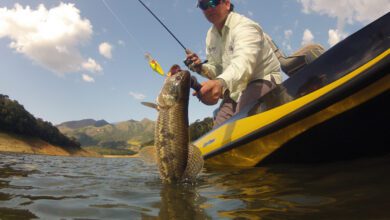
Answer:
[
  {"left": 0, "top": 152, "right": 389, "bottom": 219},
  {"left": 207, "top": 167, "right": 318, "bottom": 219},
  {"left": 202, "top": 167, "right": 303, "bottom": 219},
  {"left": 202, "top": 157, "right": 390, "bottom": 219},
  {"left": 0, "top": 163, "right": 38, "bottom": 219},
  {"left": 156, "top": 184, "right": 209, "bottom": 220}
]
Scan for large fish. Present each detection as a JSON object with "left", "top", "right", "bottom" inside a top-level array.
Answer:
[{"left": 142, "top": 66, "right": 203, "bottom": 183}]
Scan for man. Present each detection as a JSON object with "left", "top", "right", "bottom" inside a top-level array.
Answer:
[{"left": 186, "top": 0, "right": 282, "bottom": 127}]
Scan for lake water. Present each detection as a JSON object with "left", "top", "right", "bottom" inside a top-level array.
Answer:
[{"left": 1, "top": 152, "right": 389, "bottom": 220}]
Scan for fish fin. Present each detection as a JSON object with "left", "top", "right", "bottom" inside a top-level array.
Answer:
[{"left": 141, "top": 102, "right": 159, "bottom": 110}]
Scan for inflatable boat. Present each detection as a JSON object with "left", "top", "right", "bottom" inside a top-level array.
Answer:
[{"left": 193, "top": 13, "right": 389, "bottom": 167}]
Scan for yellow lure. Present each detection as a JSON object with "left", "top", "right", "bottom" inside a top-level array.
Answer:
[{"left": 145, "top": 53, "right": 165, "bottom": 76}]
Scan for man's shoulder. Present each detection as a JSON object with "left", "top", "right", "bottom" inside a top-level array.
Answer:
[{"left": 228, "top": 12, "right": 260, "bottom": 29}]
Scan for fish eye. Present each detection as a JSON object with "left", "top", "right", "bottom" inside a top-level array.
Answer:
[{"left": 175, "top": 75, "right": 182, "bottom": 81}]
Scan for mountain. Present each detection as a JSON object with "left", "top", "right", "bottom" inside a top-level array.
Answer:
[
  {"left": 57, "top": 119, "right": 109, "bottom": 130},
  {"left": 57, "top": 118, "right": 155, "bottom": 155}
]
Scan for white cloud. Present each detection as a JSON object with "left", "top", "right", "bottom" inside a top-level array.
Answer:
[
  {"left": 129, "top": 92, "right": 146, "bottom": 100},
  {"left": 118, "top": 40, "right": 125, "bottom": 46},
  {"left": 82, "top": 74, "right": 95, "bottom": 83},
  {"left": 82, "top": 58, "right": 102, "bottom": 73},
  {"left": 298, "top": 0, "right": 389, "bottom": 25},
  {"left": 328, "top": 29, "right": 347, "bottom": 46},
  {"left": 282, "top": 42, "right": 292, "bottom": 54},
  {"left": 284, "top": 30, "right": 293, "bottom": 39},
  {"left": 99, "top": 42, "right": 112, "bottom": 59},
  {"left": 282, "top": 29, "right": 293, "bottom": 54},
  {"left": 0, "top": 3, "right": 102, "bottom": 75},
  {"left": 301, "top": 29, "right": 314, "bottom": 45},
  {"left": 297, "top": 0, "right": 390, "bottom": 44}
]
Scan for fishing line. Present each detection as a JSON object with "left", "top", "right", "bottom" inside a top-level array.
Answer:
[
  {"left": 137, "top": 0, "right": 187, "bottom": 51},
  {"left": 101, "top": 0, "right": 145, "bottom": 54},
  {"left": 101, "top": 1, "right": 204, "bottom": 79},
  {"left": 136, "top": 0, "right": 208, "bottom": 67}
]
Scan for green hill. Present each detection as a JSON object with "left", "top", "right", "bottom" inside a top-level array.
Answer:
[
  {"left": 57, "top": 117, "right": 213, "bottom": 156},
  {"left": 0, "top": 94, "right": 81, "bottom": 154},
  {"left": 57, "top": 118, "right": 155, "bottom": 155},
  {"left": 57, "top": 119, "right": 109, "bottom": 130}
]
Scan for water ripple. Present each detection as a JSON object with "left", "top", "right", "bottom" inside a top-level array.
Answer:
[{"left": 0, "top": 152, "right": 389, "bottom": 219}]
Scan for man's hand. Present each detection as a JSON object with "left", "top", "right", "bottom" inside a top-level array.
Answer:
[
  {"left": 185, "top": 49, "right": 202, "bottom": 73},
  {"left": 192, "top": 79, "right": 224, "bottom": 105}
]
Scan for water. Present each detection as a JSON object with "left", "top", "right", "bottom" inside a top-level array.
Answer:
[{"left": 0, "top": 152, "right": 389, "bottom": 220}]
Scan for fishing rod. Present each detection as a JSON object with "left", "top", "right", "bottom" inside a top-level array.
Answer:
[
  {"left": 137, "top": 0, "right": 187, "bottom": 51},
  {"left": 137, "top": 0, "right": 206, "bottom": 92},
  {"left": 103, "top": 0, "right": 204, "bottom": 90},
  {"left": 137, "top": 0, "right": 208, "bottom": 62}
]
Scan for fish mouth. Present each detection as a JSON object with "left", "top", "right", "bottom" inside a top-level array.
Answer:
[{"left": 158, "top": 69, "right": 191, "bottom": 108}]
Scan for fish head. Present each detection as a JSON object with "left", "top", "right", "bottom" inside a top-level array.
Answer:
[{"left": 157, "top": 67, "right": 191, "bottom": 108}]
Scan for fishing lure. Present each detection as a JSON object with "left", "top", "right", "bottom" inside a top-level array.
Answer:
[{"left": 145, "top": 53, "right": 165, "bottom": 76}]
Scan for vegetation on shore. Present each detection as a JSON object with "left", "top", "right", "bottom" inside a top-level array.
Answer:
[
  {"left": 82, "top": 146, "right": 137, "bottom": 156},
  {"left": 57, "top": 118, "right": 155, "bottom": 155},
  {"left": 58, "top": 117, "right": 214, "bottom": 155},
  {"left": 0, "top": 94, "right": 81, "bottom": 153},
  {"left": 189, "top": 117, "right": 213, "bottom": 141}
]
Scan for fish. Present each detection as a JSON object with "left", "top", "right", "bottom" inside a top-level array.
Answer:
[{"left": 142, "top": 66, "right": 203, "bottom": 183}]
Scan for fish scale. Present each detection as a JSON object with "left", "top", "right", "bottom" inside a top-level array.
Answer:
[{"left": 153, "top": 70, "right": 203, "bottom": 183}]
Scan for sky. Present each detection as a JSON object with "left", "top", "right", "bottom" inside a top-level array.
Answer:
[{"left": 0, "top": 0, "right": 389, "bottom": 125}]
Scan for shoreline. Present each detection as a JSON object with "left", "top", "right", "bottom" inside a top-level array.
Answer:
[
  {"left": 0, "top": 131, "right": 150, "bottom": 159},
  {"left": 0, "top": 131, "right": 99, "bottom": 157},
  {"left": 102, "top": 154, "right": 139, "bottom": 158}
]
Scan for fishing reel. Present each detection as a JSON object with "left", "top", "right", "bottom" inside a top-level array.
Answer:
[{"left": 183, "top": 58, "right": 208, "bottom": 74}]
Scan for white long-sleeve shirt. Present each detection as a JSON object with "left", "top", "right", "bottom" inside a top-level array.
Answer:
[{"left": 201, "top": 12, "right": 282, "bottom": 102}]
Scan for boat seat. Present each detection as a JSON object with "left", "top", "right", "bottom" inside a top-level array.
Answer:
[{"left": 265, "top": 34, "right": 325, "bottom": 77}]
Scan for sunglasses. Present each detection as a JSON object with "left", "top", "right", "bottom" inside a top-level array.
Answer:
[{"left": 198, "top": 0, "right": 222, "bottom": 10}]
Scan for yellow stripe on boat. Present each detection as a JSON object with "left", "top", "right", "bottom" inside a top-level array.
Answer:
[{"left": 194, "top": 49, "right": 389, "bottom": 167}]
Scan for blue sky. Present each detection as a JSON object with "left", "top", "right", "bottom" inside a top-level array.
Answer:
[{"left": 0, "top": 0, "right": 389, "bottom": 125}]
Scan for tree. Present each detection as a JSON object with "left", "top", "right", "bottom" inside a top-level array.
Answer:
[
  {"left": 0, "top": 94, "right": 81, "bottom": 151},
  {"left": 189, "top": 117, "right": 213, "bottom": 141}
]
